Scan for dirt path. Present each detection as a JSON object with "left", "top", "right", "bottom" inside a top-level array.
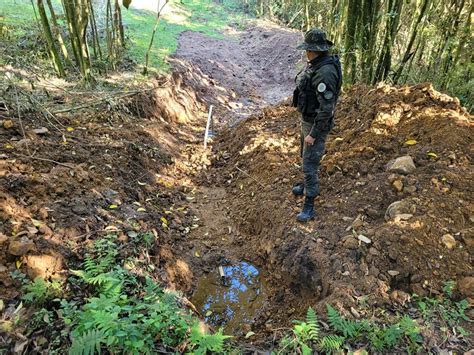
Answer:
[
  {"left": 169, "top": 20, "right": 313, "bottom": 341},
  {"left": 172, "top": 20, "right": 303, "bottom": 125}
]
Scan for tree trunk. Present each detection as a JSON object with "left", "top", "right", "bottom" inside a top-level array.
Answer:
[
  {"left": 88, "top": 0, "right": 103, "bottom": 60},
  {"left": 343, "top": 0, "right": 360, "bottom": 83},
  {"left": 373, "top": 0, "right": 403, "bottom": 83},
  {"left": 439, "top": 0, "right": 465, "bottom": 88},
  {"left": 37, "top": 0, "right": 65, "bottom": 77},
  {"left": 143, "top": 0, "right": 169, "bottom": 75},
  {"left": 105, "top": 0, "right": 116, "bottom": 68},
  {"left": 303, "top": 0, "right": 310, "bottom": 30},
  {"left": 360, "top": 0, "right": 381, "bottom": 83},
  {"left": 114, "top": 0, "right": 125, "bottom": 47},
  {"left": 393, "top": 0, "right": 430, "bottom": 83},
  {"left": 45, "top": 0, "right": 70, "bottom": 63},
  {"left": 63, "top": 0, "right": 93, "bottom": 82}
]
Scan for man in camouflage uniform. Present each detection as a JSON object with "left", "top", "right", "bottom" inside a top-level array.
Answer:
[{"left": 292, "top": 29, "right": 342, "bottom": 222}]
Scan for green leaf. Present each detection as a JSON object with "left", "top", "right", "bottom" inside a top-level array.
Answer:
[
  {"left": 301, "top": 343, "right": 312, "bottom": 355},
  {"left": 69, "top": 329, "right": 104, "bottom": 355}
]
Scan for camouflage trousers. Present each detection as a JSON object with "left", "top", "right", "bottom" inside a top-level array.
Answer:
[{"left": 300, "top": 120, "right": 327, "bottom": 198}]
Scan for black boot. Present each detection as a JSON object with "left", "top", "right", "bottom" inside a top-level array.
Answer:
[
  {"left": 296, "top": 196, "right": 315, "bottom": 222},
  {"left": 292, "top": 183, "right": 305, "bottom": 196}
]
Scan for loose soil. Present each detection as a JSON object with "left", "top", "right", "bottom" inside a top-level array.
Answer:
[
  {"left": 1, "top": 16, "right": 473, "bottom": 353},
  {"left": 172, "top": 20, "right": 303, "bottom": 125}
]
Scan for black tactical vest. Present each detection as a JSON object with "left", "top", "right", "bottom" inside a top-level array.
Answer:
[{"left": 293, "top": 55, "right": 342, "bottom": 117}]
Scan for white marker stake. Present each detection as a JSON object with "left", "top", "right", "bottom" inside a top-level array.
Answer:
[{"left": 204, "top": 105, "right": 214, "bottom": 149}]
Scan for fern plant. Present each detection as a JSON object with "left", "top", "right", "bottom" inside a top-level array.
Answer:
[
  {"left": 399, "top": 316, "right": 422, "bottom": 354},
  {"left": 71, "top": 253, "right": 123, "bottom": 298},
  {"left": 69, "top": 329, "right": 105, "bottom": 355},
  {"left": 189, "top": 323, "right": 231, "bottom": 354},
  {"left": 318, "top": 335, "right": 345, "bottom": 353},
  {"left": 305, "top": 307, "right": 319, "bottom": 340},
  {"left": 293, "top": 307, "right": 319, "bottom": 341},
  {"left": 22, "top": 277, "right": 62, "bottom": 305},
  {"left": 442, "top": 280, "right": 456, "bottom": 298},
  {"left": 367, "top": 323, "right": 402, "bottom": 351},
  {"left": 63, "top": 252, "right": 194, "bottom": 354},
  {"left": 277, "top": 307, "right": 321, "bottom": 354},
  {"left": 326, "top": 304, "right": 363, "bottom": 338}
]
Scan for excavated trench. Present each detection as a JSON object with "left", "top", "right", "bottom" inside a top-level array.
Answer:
[
  {"left": 163, "top": 21, "right": 330, "bottom": 339},
  {"left": 178, "top": 179, "right": 326, "bottom": 339},
  {"left": 167, "top": 64, "right": 474, "bottom": 345}
]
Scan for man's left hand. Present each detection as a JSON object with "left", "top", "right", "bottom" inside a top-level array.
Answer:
[{"left": 304, "top": 135, "right": 315, "bottom": 146}]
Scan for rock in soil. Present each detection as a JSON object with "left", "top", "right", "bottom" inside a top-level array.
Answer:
[
  {"left": 8, "top": 238, "right": 35, "bottom": 256},
  {"left": 441, "top": 234, "right": 457, "bottom": 249},
  {"left": 3, "top": 120, "right": 13, "bottom": 129},
  {"left": 385, "top": 200, "right": 414, "bottom": 221},
  {"left": 457, "top": 276, "right": 474, "bottom": 299},
  {"left": 342, "top": 235, "right": 359, "bottom": 249},
  {"left": 24, "top": 253, "right": 64, "bottom": 279},
  {"left": 392, "top": 179, "right": 403, "bottom": 192},
  {"left": 386, "top": 156, "right": 416, "bottom": 175},
  {"left": 390, "top": 290, "right": 411, "bottom": 305}
]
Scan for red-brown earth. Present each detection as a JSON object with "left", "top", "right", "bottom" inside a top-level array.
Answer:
[{"left": 0, "top": 17, "right": 473, "bottom": 353}]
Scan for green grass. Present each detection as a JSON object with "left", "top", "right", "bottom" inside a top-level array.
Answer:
[
  {"left": 122, "top": 0, "right": 249, "bottom": 71},
  {"left": 0, "top": 0, "right": 36, "bottom": 26},
  {"left": 0, "top": 0, "right": 64, "bottom": 33},
  {"left": 1, "top": 0, "right": 249, "bottom": 72}
]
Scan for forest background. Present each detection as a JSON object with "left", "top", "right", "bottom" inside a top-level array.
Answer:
[{"left": 1, "top": 0, "right": 472, "bottom": 110}]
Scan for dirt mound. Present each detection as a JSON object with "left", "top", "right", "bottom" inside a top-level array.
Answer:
[
  {"left": 0, "top": 74, "right": 205, "bottom": 301},
  {"left": 211, "top": 83, "right": 473, "bottom": 330}
]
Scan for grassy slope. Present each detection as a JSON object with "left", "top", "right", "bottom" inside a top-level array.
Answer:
[
  {"left": 123, "top": 0, "right": 248, "bottom": 71},
  {"left": 0, "top": 0, "right": 247, "bottom": 72},
  {"left": 0, "top": 0, "right": 36, "bottom": 27}
]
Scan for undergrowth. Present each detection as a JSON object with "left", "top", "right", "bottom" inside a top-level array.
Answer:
[
  {"left": 7, "top": 230, "right": 472, "bottom": 354},
  {"left": 14, "top": 234, "right": 232, "bottom": 354},
  {"left": 277, "top": 282, "right": 471, "bottom": 354},
  {"left": 7, "top": 229, "right": 472, "bottom": 355}
]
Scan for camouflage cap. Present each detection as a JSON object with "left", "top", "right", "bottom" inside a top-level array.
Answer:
[{"left": 296, "top": 28, "right": 334, "bottom": 51}]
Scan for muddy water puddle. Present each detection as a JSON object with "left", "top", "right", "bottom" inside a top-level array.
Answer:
[{"left": 192, "top": 262, "right": 267, "bottom": 333}]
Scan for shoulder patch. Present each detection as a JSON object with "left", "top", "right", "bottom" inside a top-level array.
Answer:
[
  {"left": 317, "top": 82, "right": 327, "bottom": 93},
  {"left": 324, "top": 90, "right": 334, "bottom": 100}
]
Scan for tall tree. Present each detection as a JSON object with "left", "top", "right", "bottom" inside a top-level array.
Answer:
[
  {"left": 37, "top": 0, "right": 65, "bottom": 77},
  {"left": 373, "top": 0, "right": 403, "bottom": 83},
  {"left": 343, "top": 0, "right": 360, "bottom": 83},
  {"left": 393, "top": 0, "right": 430, "bottom": 83},
  {"left": 62, "top": 0, "right": 93, "bottom": 82},
  {"left": 88, "top": 0, "right": 103, "bottom": 60},
  {"left": 45, "top": 0, "right": 70, "bottom": 63},
  {"left": 303, "top": 0, "right": 310, "bottom": 30},
  {"left": 114, "top": 0, "right": 125, "bottom": 47},
  {"left": 359, "top": 0, "right": 381, "bottom": 83},
  {"left": 438, "top": 0, "right": 466, "bottom": 88}
]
